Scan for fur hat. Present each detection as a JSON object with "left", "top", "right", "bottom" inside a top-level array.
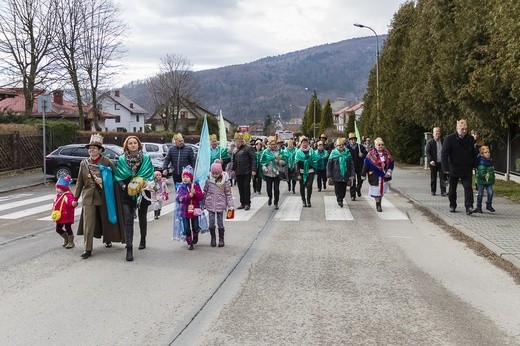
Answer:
[
  {"left": 211, "top": 159, "right": 223, "bottom": 175},
  {"left": 182, "top": 165, "right": 194, "bottom": 181},
  {"left": 85, "top": 133, "right": 105, "bottom": 152},
  {"left": 348, "top": 132, "right": 357, "bottom": 140},
  {"left": 56, "top": 175, "right": 72, "bottom": 191}
]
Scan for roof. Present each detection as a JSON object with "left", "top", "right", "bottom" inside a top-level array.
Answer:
[
  {"left": 100, "top": 90, "right": 147, "bottom": 114},
  {"left": 333, "top": 101, "right": 364, "bottom": 116}
]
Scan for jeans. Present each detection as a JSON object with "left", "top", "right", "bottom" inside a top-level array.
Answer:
[
  {"left": 183, "top": 217, "right": 199, "bottom": 238},
  {"left": 476, "top": 184, "right": 494, "bottom": 208}
]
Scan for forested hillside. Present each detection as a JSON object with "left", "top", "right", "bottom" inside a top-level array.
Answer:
[{"left": 122, "top": 36, "right": 382, "bottom": 124}]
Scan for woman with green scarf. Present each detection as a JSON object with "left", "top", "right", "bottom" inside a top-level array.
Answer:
[
  {"left": 114, "top": 136, "right": 154, "bottom": 261},
  {"left": 260, "top": 136, "right": 286, "bottom": 210},
  {"left": 295, "top": 136, "right": 319, "bottom": 207},
  {"left": 282, "top": 139, "right": 298, "bottom": 193},
  {"left": 327, "top": 138, "right": 355, "bottom": 207}
]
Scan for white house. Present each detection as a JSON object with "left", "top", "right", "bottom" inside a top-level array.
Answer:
[
  {"left": 98, "top": 90, "right": 147, "bottom": 132},
  {"left": 332, "top": 101, "right": 364, "bottom": 132}
]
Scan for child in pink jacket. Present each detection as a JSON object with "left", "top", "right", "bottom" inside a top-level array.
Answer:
[
  {"left": 53, "top": 175, "right": 75, "bottom": 248},
  {"left": 175, "top": 166, "right": 204, "bottom": 250}
]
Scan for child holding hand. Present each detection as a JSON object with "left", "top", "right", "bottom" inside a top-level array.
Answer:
[
  {"left": 175, "top": 166, "right": 204, "bottom": 250},
  {"left": 53, "top": 175, "right": 75, "bottom": 248}
]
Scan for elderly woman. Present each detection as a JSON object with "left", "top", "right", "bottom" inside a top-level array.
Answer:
[
  {"left": 260, "top": 136, "right": 286, "bottom": 210},
  {"left": 114, "top": 136, "right": 154, "bottom": 261},
  {"left": 362, "top": 137, "right": 395, "bottom": 212},
  {"left": 73, "top": 134, "right": 124, "bottom": 259},
  {"left": 295, "top": 136, "right": 319, "bottom": 207},
  {"left": 327, "top": 138, "right": 355, "bottom": 207}
]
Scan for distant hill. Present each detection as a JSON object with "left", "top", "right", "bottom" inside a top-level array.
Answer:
[{"left": 122, "top": 36, "right": 383, "bottom": 125}]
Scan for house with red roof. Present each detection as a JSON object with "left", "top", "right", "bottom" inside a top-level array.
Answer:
[{"left": 332, "top": 101, "right": 364, "bottom": 132}]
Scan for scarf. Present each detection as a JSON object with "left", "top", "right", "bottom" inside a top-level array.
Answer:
[
  {"left": 210, "top": 146, "right": 230, "bottom": 164},
  {"left": 282, "top": 147, "right": 296, "bottom": 169},
  {"left": 125, "top": 151, "right": 144, "bottom": 175},
  {"left": 295, "top": 147, "right": 318, "bottom": 184},
  {"left": 329, "top": 148, "right": 352, "bottom": 177},
  {"left": 364, "top": 148, "right": 394, "bottom": 196},
  {"left": 115, "top": 152, "right": 154, "bottom": 183}
]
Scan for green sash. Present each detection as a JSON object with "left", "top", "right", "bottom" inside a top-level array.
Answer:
[
  {"left": 282, "top": 147, "right": 296, "bottom": 169},
  {"left": 295, "top": 148, "right": 318, "bottom": 184},
  {"left": 114, "top": 154, "right": 154, "bottom": 182},
  {"left": 328, "top": 148, "right": 352, "bottom": 177},
  {"left": 210, "top": 146, "right": 230, "bottom": 164}
]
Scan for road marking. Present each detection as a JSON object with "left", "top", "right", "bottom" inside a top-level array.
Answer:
[
  {"left": 229, "top": 197, "right": 268, "bottom": 221},
  {"left": 143, "top": 203, "right": 175, "bottom": 222},
  {"left": 0, "top": 194, "right": 54, "bottom": 212},
  {"left": 361, "top": 196, "right": 409, "bottom": 220},
  {"left": 0, "top": 204, "right": 56, "bottom": 219},
  {"left": 37, "top": 207, "right": 82, "bottom": 221},
  {"left": 274, "top": 196, "right": 303, "bottom": 221},
  {"left": 0, "top": 193, "right": 33, "bottom": 202},
  {"left": 324, "top": 196, "right": 354, "bottom": 220}
]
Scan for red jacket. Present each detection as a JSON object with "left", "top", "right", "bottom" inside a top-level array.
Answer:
[{"left": 53, "top": 191, "right": 75, "bottom": 224}]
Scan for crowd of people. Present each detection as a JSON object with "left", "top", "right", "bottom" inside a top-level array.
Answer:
[{"left": 53, "top": 119, "right": 494, "bottom": 261}]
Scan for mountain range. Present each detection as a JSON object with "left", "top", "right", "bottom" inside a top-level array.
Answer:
[{"left": 121, "top": 35, "right": 384, "bottom": 125}]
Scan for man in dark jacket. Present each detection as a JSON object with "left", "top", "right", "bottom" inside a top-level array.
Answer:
[
  {"left": 346, "top": 132, "right": 368, "bottom": 201},
  {"left": 232, "top": 133, "right": 257, "bottom": 210},
  {"left": 162, "top": 133, "right": 196, "bottom": 184},
  {"left": 441, "top": 119, "right": 478, "bottom": 214},
  {"left": 425, "top": 127, "right": 447, "bottom": 196}
]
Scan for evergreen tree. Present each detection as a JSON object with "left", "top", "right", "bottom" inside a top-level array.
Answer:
[
  {"left": 319, "top": 99, "right": 334, "bottom": 135},
  {"left": 345, "top": 111, "right": 355, "bottom": 136},
  {"left": 263, "top": 113, "right": 273, "bottom": 135}
]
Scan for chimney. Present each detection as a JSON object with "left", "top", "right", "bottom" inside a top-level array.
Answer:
[
  {"left": 53, "top": 90, "right": 64, "bottom": 105},
  {"left": 130, "top": 103, "right": 134, "bottom": 109},
  {"left": 114, "top": 90, "right": 120, "bottom": 97}
]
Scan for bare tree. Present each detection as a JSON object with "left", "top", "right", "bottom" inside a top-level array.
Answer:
[
  {"left": 0, "top": 0, "right": 57, "bottom": 116},
  {"left": 148, "top": 54, "right": 200, "bottom": 132},
  {"left": 52, "top": 0, "right": 90, "bottom": 130},
  {"left": 79, "top": 0, "right": 127, "bottom": 131}
]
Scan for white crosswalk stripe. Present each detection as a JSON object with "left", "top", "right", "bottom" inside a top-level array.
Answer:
[
  {"left": 0, "top": 192, "right": 408, "bottom": 222},
  {"left": 324, "top": 196, "right": 354, "bottom": 220},
  {"left": 274, "top": 196, "right": 303, "bottom": 221}
]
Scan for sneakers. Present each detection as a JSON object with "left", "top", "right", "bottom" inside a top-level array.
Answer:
[
  {"left": 486, "top": 205, "right": 496, "bottom": 212},
  {"left": 474, "top": 208, "right": 483, "bottom": 213},
  {"left": 449, "top": 207, "right": 456, "bottom": 213},
  {"left": 466, "top": 207, "right": 474, "bottom": 215}
]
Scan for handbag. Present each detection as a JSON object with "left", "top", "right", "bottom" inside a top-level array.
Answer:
[{"left": 51, "top": 195, "right": 65, "bottom": 222}]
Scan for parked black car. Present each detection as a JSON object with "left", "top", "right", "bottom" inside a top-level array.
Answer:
[{"left": 44, "top": 144, "right": 124, "bottom": 181}]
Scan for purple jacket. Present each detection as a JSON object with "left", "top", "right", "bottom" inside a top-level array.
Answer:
[
  {"left": 203, "top": 172, "right": 234, "bottom": 212},
  {"left": 175, "top": 182, "right": 203, "bottom": 218}
]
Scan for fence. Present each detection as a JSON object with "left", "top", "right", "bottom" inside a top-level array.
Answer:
[{"left": 0, "top": 132, "right": 43, "bottom": 172}]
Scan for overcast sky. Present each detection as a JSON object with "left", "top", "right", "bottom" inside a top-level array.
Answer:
[{"left": 115, "top": 0, "right": 408, "bottom": 86}]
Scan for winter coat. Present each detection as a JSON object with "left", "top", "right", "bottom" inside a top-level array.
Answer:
[
  {"left": 475, "top": 155, "right": 495, "bottom": 185},
  {"left": 75, "top": 156, "right": 125, "bottom": 243},
  {"left": 362, "top": 148, "right": 395, "bottom": 187},
  {"left": 53, "top": 191, "right": 75, "bottom": 224},
  {"left": 346, "top": 143, "right": 368, "bottom": 174},
  {"left": 327, "top": 149, "right": 355, "bottom": 182},
  {"left": 176, "top": 182, "right": 204, "bottom": 218},
  {"left": 425, "top": 137, "right": 444, "bottom": 164},
  {"left": 162, "top": 144, "right": 196, "bottom": 177},
  {"left": 233, "top": 144, "right": 256, "bottom": 176},
  {"left": 441, "top": 133, "right": 477, "bottom": 178},
  {"left": 203, "top": 172, "right": 234, "bottom": 212},
  {"left": 259, "top": 148, "right": 286, "bottom": 178}
]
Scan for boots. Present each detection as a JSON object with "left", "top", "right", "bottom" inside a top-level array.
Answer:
[
  {"left": 376, "top": 201, "right": 382, "bottom": 212},
  {"left": 218, "top": 228, "right": 225, "bottom": 247},
  {"left": 126, "top": 246, "right": 133, "bottom": 261},
  {"left": 307, "top": 197, "right": 311, "bottom": 208},
  {"left": 209, "top": 227, "right": 216, "bottom": 247},
  {"left": 138, "top": 236, "right": 146, "bottom": 250},
  {"left": 193, "top": 231, "right": 199, "bottom": 244},
  {"left": 60, "top": 233, "right": 68, "bottom": 247},
  {"left": 65, "top": 235, "right": 75, "bottom": 249},
  {"left": 186, "top": 236, "right": 193, "bottom": 250}
]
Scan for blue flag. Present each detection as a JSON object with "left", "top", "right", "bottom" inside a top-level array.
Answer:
[{"left": 195, "top": 114, "right": 211, "bottom": 190}]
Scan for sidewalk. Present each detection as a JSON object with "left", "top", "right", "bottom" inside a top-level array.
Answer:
[
  {"left": 0, "top": 169, "right": 47, "bottom": 193},
  {"left": 1, "top": 166, "right": 519, "bottom": 268},
  {"left": 392, "top": 165, "right": 520, "bottom": 268}
]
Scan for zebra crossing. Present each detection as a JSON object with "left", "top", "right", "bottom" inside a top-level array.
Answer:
[{"left": 0, "top": 192, "right": 409, "bottom": 223}]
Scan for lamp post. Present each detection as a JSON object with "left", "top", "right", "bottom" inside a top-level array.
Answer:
[
  {"left": 305, "top": 88, "right": 317, "bottom": 139},
  {"left": 354, "top": 23, "right": 379, "bottom": 114}
]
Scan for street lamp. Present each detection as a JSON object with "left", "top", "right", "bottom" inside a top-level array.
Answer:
[
  {"left": 354, "top": 23, "right": 379, "bottom": 114},
  {"left": 305, "top": 88, "right": 317, "bottom": 139}
]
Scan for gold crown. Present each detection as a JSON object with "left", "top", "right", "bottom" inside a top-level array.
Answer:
[
  {"left": 209, "top": 134, "right": 218, "bottom": 140},
  {"left": 348, "top": 132, "right": 357, "bottom": 139}
]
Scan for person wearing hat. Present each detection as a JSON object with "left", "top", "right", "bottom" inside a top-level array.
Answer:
[
  {"left": 319, "top": 134, "right": 333, "bottom": 151},
  {"left": 114, "top": 135, "right": 155, "bottom": 261},
  {"left": 315, "top": 140, "right": 329, "bottom": 192},
  {"left": 53, "top": 175, "right": 76, "bottom": 248},
  {"left": 73, "top": 134, "right": 125, "bottom": 259},
  {"left": 259, "top": 136, "right": 286, "bottom": 210},
  {"left": 346, "top": 132, "right": 368, "bottom": 201},
  {"left": 295, "top": 136, "right": 319, "bottom": 207},
  {"left": 162, "top": 133, "right": 196, "bottom": 184},
  {"left": 232, "top": 133, "right": 257, "bottom": 210}
]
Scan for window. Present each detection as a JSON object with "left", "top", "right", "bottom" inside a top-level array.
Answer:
[
  {"left": 145, "top": 144, "right": 159, "bottom": 152},
  {"left": 59, "top": 147, "right": 75, "bottom": 156},
  {"left": 71, "top": 148, "right": 89, "bottom": 157},
  {"left": 180, "top": 111, "right": 187, "bottom": 119},
  {"left": 115, "top": 116, "right": 120, "bottom": 123},
  {"left": 136, "top": 114, "right": 139, "bottom": 122},
  {"left": 114, "top": 104, "right": 120, "bottom": 110},
  {"left": 133, "top": 127, "right": 136, "bottom": 132}
]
